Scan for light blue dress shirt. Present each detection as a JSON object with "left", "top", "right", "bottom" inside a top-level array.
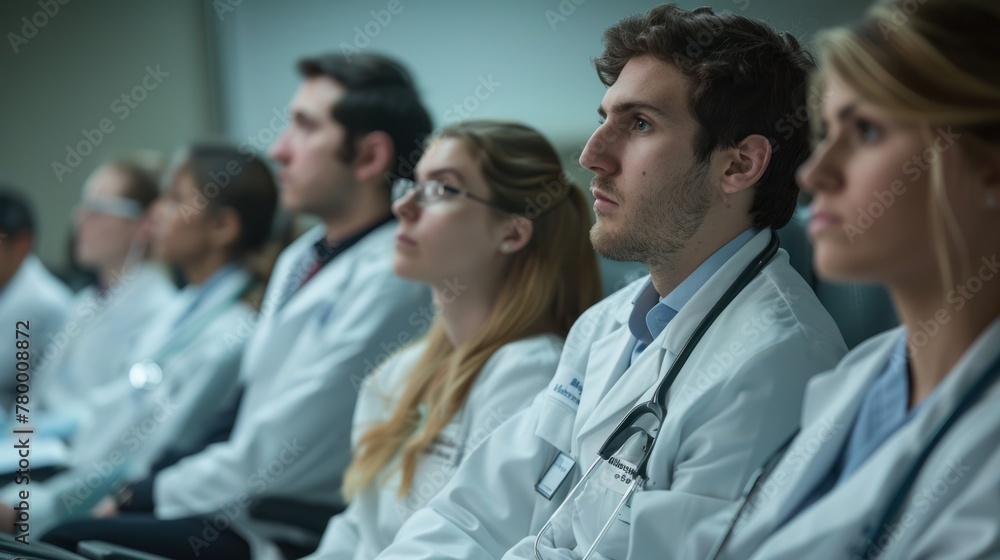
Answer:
[
  {"left": 784, "top": 333, "right": 936, "bottom": 522},
  {"left": 627, "top": 228, "right": 758, "bottom": 366}
]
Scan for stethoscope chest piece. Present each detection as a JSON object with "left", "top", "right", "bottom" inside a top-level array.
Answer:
[{"left": 129, "top": 360, "right": 163, "bottom": 391}]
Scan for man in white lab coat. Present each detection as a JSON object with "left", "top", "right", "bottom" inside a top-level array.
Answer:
[
  {"left": 0, "top": 189, "right": 72, "bottom": 413},
  {"left": 377, "top": 6, "right": 847, "bottom": 560},
  {"left": 40, "top": 53, "right": 434, "bottom": 560}
]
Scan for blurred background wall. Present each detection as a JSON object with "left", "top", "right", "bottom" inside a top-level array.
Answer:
[{"left": 0, "top": 0, "right": 871, "bottom": 277}]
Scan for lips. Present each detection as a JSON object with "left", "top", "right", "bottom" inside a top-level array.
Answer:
[
  {"left": 592, "top": 188, "right": 620, "bottom": 212},
  {"left": 395, "top": 233, "right": 417, "bottom": 247},
  {"left": 808, "top": 208, "right": 842, "bottom": 237}
]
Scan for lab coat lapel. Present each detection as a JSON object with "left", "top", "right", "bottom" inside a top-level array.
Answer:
[
  {"left": 756, "top": 320, "right": 1000, "bottom": 557},
  {"left": 277, "top": 247, "right": 353, "bottom": 324},
  {"left": 571, "top": 280, "right": 643, "bottom": 436},
  {"left": 133, "top": 267, "right": 251, "bottom": 363},
  {"left": 269, "top": 225, "right": 325, "bottom": 312},
  {"left": 732, "top": 332, "right": 899, "bottom": 551},
  {"left": 575, "top": 230, "right": 775, "bottom": 453},
  {"left": 577, "top": 338, "right": 667, "bottom": 456},
  {"left": 274, "top": 222, "right": 394, "bottom": 329}
]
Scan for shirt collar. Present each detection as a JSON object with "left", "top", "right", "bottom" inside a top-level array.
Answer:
[
  {"left": 628, "top": 227, "right": 758, "bottom": 346},
  {"left": 173, "top": 263, "right": 242, "bottom": 329},
  {"left": 313, "top": 214, "right": 395, "bottom": 267}
]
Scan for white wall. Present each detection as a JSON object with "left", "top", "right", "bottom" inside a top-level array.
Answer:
[
  {"left": 0, "top": 0, "right": 219, "bottom": 271},
  {"left": 2, "top": 0, "right": 873, "bottom": 273},
  {"left": 207, "top": 0, "right": 872, "bottom": 293},
  {"left": 211, "top": 0, "right": 872, "bottom": 157}
]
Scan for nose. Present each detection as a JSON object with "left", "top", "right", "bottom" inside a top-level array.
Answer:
[
  {"left": 796, "top": 141, "right": 842, "bottom": 196},
  {"left": 392, "top": 188, "right": 420, "bottom": 223},
  {"left": 268, "top": 129, "right": 291, "bottom": 164},
  {"left": 579, "top": 123, "right": 620, "bottom": 177}
]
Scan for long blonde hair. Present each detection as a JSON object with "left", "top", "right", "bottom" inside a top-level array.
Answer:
[
  {"left": 343, "top": 120, "right": 602, "bottom": 499},
  {"left": 812, "top": 0, "right": 1000, "bottom": 289}
]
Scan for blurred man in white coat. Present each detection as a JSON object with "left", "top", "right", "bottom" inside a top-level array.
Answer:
[
  {"left": 377, "top": 5, "right": 847, "bottom": 560},
  {"left": 41, "top": 53, "right": 433, "bottom": 560}
]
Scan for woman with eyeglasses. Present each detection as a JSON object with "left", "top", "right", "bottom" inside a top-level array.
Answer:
[
  {"left": 3, "top": 143, "right": 278, "bottom": 540},
  {"left": 303, "top": 120, "right": 602, "bottom": 560},
  {"left": 680, "top": 0, "right": 1000, "bottom": 558},
  {"left": 34, "top": 158, "right": 177, "bottom": 436}
]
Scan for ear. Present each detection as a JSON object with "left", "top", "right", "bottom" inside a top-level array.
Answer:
[
  {"left": 497, "top": 215, "right": 534, "bottom": 255},
  {"left": 720, "top": 134, "right": 772, "bottom": 195},
  {"left": 208, "top": 207, "right": 243, "bottom": 253},
  {"left": 352, "top": 131, "right": 395, "bottom": 184}
]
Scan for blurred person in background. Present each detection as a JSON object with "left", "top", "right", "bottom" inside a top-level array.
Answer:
[
  {"left": 33, "top": 158, "right": 177, "bottom": 437},
  {"left": 0, "top": 189, "right": 72, "bottom": 413},
  {"left": 0, "top": 142, "right": 278, "bottom": 537},
  {"left": 41, "top": 52, "right": 433, "bottom": 560}
]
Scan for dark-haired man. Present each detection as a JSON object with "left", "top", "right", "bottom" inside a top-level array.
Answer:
[
  {"left": 41, "top": 53, "right": 432, "bottom": 559},
  {"left": 379, "top": 5, "right": 847, "bottom": 560}
]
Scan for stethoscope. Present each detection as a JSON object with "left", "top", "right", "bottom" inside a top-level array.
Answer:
[
  {"left": 705, "top": 336, "right": 1000, "bottom": 560},
  {"left": 534, "top": 230, "right": 781, "bottom": 560}
]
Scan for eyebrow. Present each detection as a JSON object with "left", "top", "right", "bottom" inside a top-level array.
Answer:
[
  {"left": 598, "top": 101, "right": 671, "bottom": 121},
  {"left": 833, "top": 101, "right": 858, "bottom": 122},
  {"left": 292, "top": 109, "right": 322, "bottom": 124},
  {"left": 422, "top": 167, "right": 467, "bottom": 185}
]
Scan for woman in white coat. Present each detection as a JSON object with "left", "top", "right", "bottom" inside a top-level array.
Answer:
[
  {"left": 34, "top": 159, "right": 177, "bottom": 436},
  {"left": 684, "top": 0, "right": 1000, "bottom": 558},
  {"left": 5, "top": 143, "right": 278, "bottom": 537},
  {"left": 69, "top": 143, "right": 279, "bottom": 480},
  {"left": 305, "top": 120, "right": 602, "bottom": 560}
]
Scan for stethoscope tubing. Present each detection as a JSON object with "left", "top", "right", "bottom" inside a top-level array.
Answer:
[{"left": 534, "top": 230, "right": 780, "bottom": 560}]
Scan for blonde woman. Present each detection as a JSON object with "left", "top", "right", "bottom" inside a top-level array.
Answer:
[
  {"left": 305, "top": 120, "right": 601, "bottom": 560},
  {"left": 680, "top": 1, "right": 1000, "bottom": 558}
]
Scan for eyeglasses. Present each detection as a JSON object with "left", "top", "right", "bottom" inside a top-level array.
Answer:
[
  {"left": 391, "top": 179, "right": 511, "bottom": 213},
  {"left": 74, "top": 196, "right": 143, "bottom": 220}
]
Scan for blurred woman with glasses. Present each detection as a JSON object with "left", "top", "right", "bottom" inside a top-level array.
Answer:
[
  {"left": 35, "top": 158, "right": 177, "bottom": 436},
  {"left": 11, "top": 143, "right": 278, "bottom": 541},
  {"left": 304, "top": 120, "right": 602, "bottom": 560}
]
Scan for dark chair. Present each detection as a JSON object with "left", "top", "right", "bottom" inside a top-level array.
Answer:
[
  {"left": 76, "top": 541, "right": 169, "bottom": 560},
  {"left": 0, "top": 532, "right": 88, "bottom": 559}
]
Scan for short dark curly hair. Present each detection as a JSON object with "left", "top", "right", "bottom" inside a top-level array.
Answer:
[{"left": 595, "top": 4, "right": 816, "bottom": 229}]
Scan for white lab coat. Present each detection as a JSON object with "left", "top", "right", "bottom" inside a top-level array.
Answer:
[
  {"left": 688, "top": 319, "right": 1000, "bottom": 560},
  {"left": 1, "top": 266, "right": 256, "bottom": 536},
  {"left": 73, "top": 265, "right": 255, "bottom": 476},
  {"left": 34, "top": 263, "right": 177, "bottom": 427},
  {"left": 308, "top": 333, "right": 565, "bottom": 560},
  {"left": 377, "top": 229, "right": 848, "bottom": 560},
  {"left": 152, "top": 222, "right": 431, "bottom": 560},
  {"left": 0, "top": 255, "right": 73, "bottom": 410}
]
